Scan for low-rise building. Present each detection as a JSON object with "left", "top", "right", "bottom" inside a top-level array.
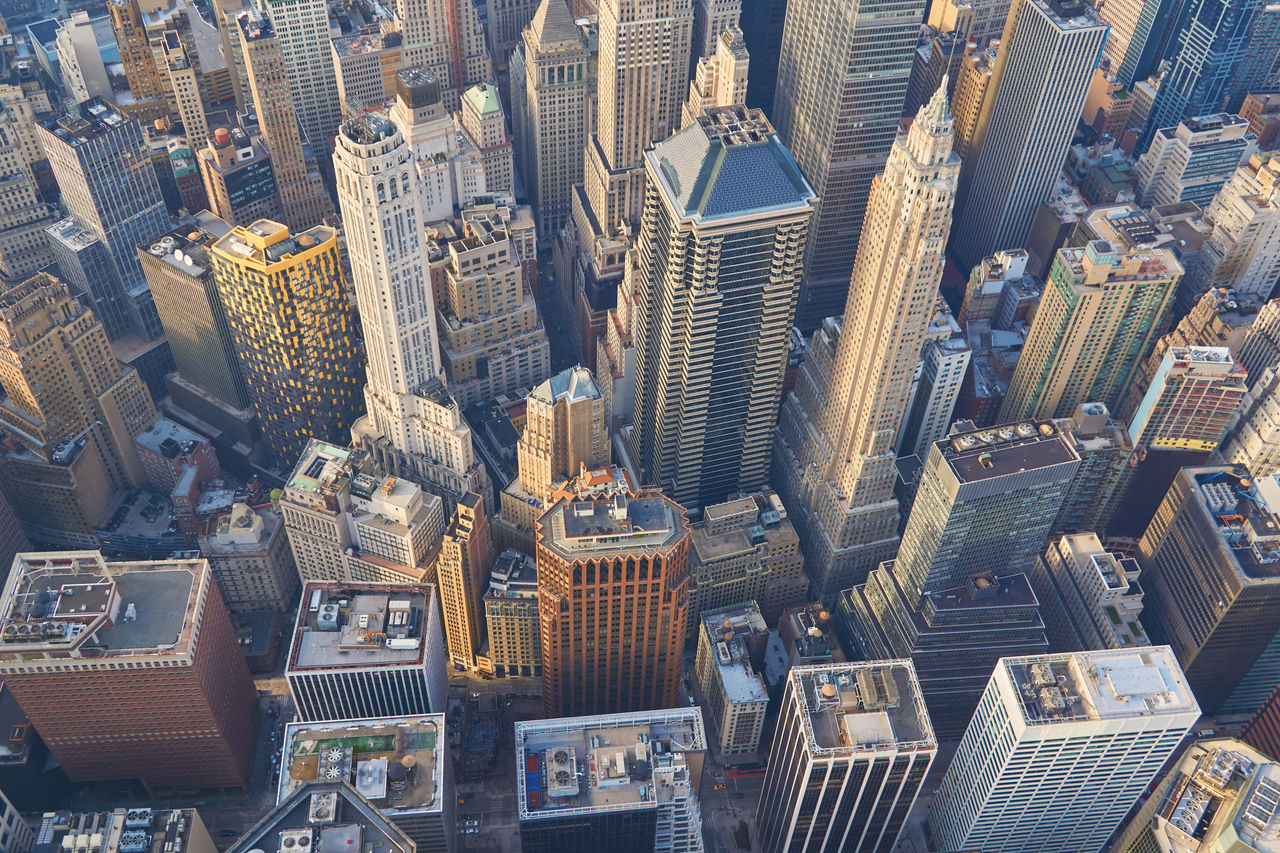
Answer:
[
  {"left": 1030, "top": 533, "right": 1148, "bottom": 652},
  {"left": 693, "top": 603, "right": 769, "bottom": 758}
]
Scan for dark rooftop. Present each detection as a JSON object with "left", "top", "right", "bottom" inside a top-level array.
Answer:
[
  {"left": 229, "top": 782, "right": 413, "bottom": 853},
  {"left": 940, "top": 420, "right": 1078, "bottom": 484}
]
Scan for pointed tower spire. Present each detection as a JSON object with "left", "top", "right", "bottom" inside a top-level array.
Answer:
[{"left": 915, "top": 75, "right": 954, "bottom": 136}]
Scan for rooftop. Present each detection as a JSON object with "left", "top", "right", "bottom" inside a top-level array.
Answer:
[
  {"left": 35, "top": 808, "right": 204, "bottom": 853},
  {"left": 287, "top": 583, "right": 432, "bottom": 671},
  {"left": 486, "top": 551, "right": 537, "bottom": 599},
  {"left": 699, "top": 603, "right": 768, "bottom": 704},
  {"left": 140, "top": 220, "right": 228, "bottom": 279},
  {"left": 538, "top": 493, "right": 688, "bottom": 560},
  {"left": 40, "top": 98, "right": 132, "bottom": 146},
  {"left": 528, "top": 365, "right": 600, "bottom": 407},
  {"left": 0, "top": 552, "right": 203, "bottom": 660},
  {"left": 516, "top": 709, "right": 706, "bottom": 819},
  {"left": 213, "top": 220, "right": 335, "bottom": 268},
  {"left": 940, "top": 420, "right": 1078, "bottom": 483},
  {"left": 230, "top": 782, "right": 412, "bottom": 853},
  {"left": 1190, "top": 467, "right": 1280, "bottom": 581},
  {"left": 789, "top": 661, "right": 935, "bottom": 755},
  {"left": 1001, "top": 647, "right": 1198, "bottom": 725},
  {"left": 279, "top": 716, "right": 445, "bottom": 816}
]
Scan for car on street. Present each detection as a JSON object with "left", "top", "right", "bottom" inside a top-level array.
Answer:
[
  {"left": 219, "top": 831, "right": 238, "bottom": 837},
  {"left": 713, "top": 783, "right": 726, "bottom": 791}
]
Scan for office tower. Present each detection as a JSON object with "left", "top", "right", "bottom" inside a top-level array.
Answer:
[
  {"left": 1243, "top": 686, "right": 1280, "bottom": 758},
  {"left": 233, "top": 782, "right": 417, "bottom": 853},
  {"left": 37, "top": 99, "right": 169, "bottom": 341},
  {"left": 459, "top": 84, "right": 514, "bottom": 195},
  {"left": 0, "top": 274, "right": 158, "bottom": 547},
  {"left": 515, "top": 708, "right": 706, "bottom": 853},
  {"left": 237, "top": 11, "right": 334, "bottom": 231},
  {"left": 1221, "top": 364, "right": 1280, "bottom": 476},
  {"left": 210, "top": 220, "right": 362, "bottom": 467},
  {"left": 1241, "top": 91, "right": 1280, "bottom": 148},
  {"left": 332, "top": 28, "right": 404, "bottom": 114},
  {"left": 1227, "top": 3, "right": 1280, "bottom": 111},
  {"left": 286, "top": 580, "right": 447, "bottom": 721},
  {"left": 739, "top": 0, "right": 785, "bottom": 110},
  {"left": 1029, "top": 533, "right": 1150, "bottom": 651},
  {"left": 1135, "top": 114, "right": 1257, "bottom": 208},
  {"left": 0, "top": 551, "right": 255, "bottom": 790},
  {"left": 200, "top": 501, "right": 298, "bottom": 613},
  {"left": 160, "top": 33, "right": 209, "bottom": 152},
  {"left": 500, "top": 365, "right": 608, "bottom": 543},
  {"left": 929, "top": 648, "right": 1199, "bottom": 853},
  {"left": 1082, "top": 69, "right": 1135, "bottom": 138},
  {"left": 688, "top": 491, "right": 807, "bottom": 632},
  {"left": 37, "top": 808, "right": 215, "bottom": 853},
  {"left": 280, "top": 441, "right": 445, "bottom": 583},
  {"left": 1001, "top": 207, "right": 1181, "bottom": 421},
  {"left": 1137, "top": 0, "right": 1260, "bottom": 154},
  {"left": 928, "top": 0, "right": 1013, "bottom": 43},
  {"left": 251, "top": 0, "right": 341, "bottom": 155},
  {"left": 1051, "top": 402, "right": 1137, "bottom": 535},
  {"left": 198, "top": 127, "right": 283, "bottom": 227},
  {"left": 691, "top": 0, "right": 740, "bottom": 65},
  {"left": 333, "top": 82, "right": 489, "bottom": 510},
  {"left": 897, "top": 303, "right": 971, "bottom": 460},
  {"left": 951, "top": 39, "right": 998, "bottom": 160},
  {"left": 771, "top": 0, "right": 924, "bottom": 329},
  {"left": 55, "top": 13, "right": 111, "bottom": 103},
  {"left": 959, "top": 248, "right": 1037, "bottom": 323},
  {"left": 108, "top": 0, "right": 206, "bottom": 121},
  {"left": 511, "top": 0, "right": 593, "bottom": 240},
  {"left": 437, "top": 492, "right": 496, "bottom": 670},
  {"left": 904, "top": 32, "right": 965, "bottom": 119},
  {"left": 1136, "top": 465, "right": 1280, "bottom": 710},
  {"left": 757, "top": 661, "right": 936, "bottom": 853},
  {"left": 693, "top": 602, "right": 769, "bottom": 757},
  {"left": 536, "top": 488, "right": 691, "bottom": 717},
  {"left": 392, "top": 0, "right": 491, "bottom": 114},
  {"left": 1125, "top": 346, "right": 1247, "bottom": 452},
  {"left": 0, "top": 492, "right": 27, "bottom": 579},
  {"left": 772, "top": 83, "right": 959, "bottom": 597},
  {"left": 1183, "top": 152, "right": 1280, "bottom": 310},
  {"left": 277, "top": 716, "right": 456, "bottom": 853},
  {"left": 843, "top": 419, "right": 1073, "bottom": 734},
  {"left": 489, "top": 0, "right": 541, "bottom": 67},
  {"left": 483, "top": 550, "right": 540, "bottom": 677},
  {"left": 1239, "top": 298, "right": 1280, "bottom": 382},
  {"left": 437, "top": 207, "right": 550, "bottom": 407},
  {"left": 0, "top": 119, "right": 53, "bottom": 285},
  {"left": 950, "top": 0, "right": 1107, "bottom": 273},
  {"left": 681, "top": 27, "right": 748, "bottom": 129},
  {"left": 631, "top": 107, "right": 814, "bottom": 509}
]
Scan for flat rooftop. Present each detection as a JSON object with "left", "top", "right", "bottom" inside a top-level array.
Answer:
[
  {"left": 516, "top": 709, "right": 706, "bottom": 820},
  {"left": 1190, "top": 468, "right": 1280, "bottom": 580},
  {"left": 279, "top": 716, "right": 444, "bottom": 816},
  {"left": 1002, "top": 647, "right": 1199, "bottom": 725},
  {"left": 940, "top": 420, "right": 1078, "bottom": 484},
  {"left": 700, "top": 603, "right": 768, "bottom": 704},
  {"left": 35, "top": 808, "right": 204, "bottom": 853},
  {"left": 789, "top": 661, "right": 935, "bottom": 755},
  {"left": 286, "top": 440, "right": 357, "bottom": 496},
  {"left": 40, "top": 98, "right": 131, "bottom": 146},
  {"left": 230, "top": 782, "right": 412, "bottom": 853},
  {"left": 213, "top": 220, "right": 335, "bottom": 268},
  {"left": 288, "top": 584, "right": 431, "bottom": 671},
  {"left": 0, "top": 552, "right": 202, "bottom": 660},
  {"left": 538, "top": 493, "right": 688, "bottom": 560}
]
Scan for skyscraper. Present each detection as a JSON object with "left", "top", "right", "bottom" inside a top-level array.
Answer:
[
  {"left": 691, "top": 0, "right": 740, "bottom": 63},
  {"left": 739, "top": 0, "right": 786, "bottom": 110},
  {"left": 896, "top": 303, "right": 970, "bottom": 460},
  {"left": 1093, "top": 0, "right": 1178, "bottom": 86},
  {"left": 537, "top": 487, "right": 691, "bottom": 717},
  {"left": 210, "top": 220, "right": 363, "bottom": 467},
  {"left": 771, "top": 0, "right": 925, "bottom": 329},
  {"left": 37, "top": 99, "right": 170, "bottom": 341},
  {"left": 0, "top": 551, "right": 257, "bottom": 791},
  {"left": 197, "top": 126, "right": 284, "bottom": 227},
  {"left": 393, "top": 0, "right": 491, "bottom": 113},
  {"left": 1134, "top": 114, "right": 1257, "bottom": 209},
  {"left": 631, "top": 106, "right": 815, "bottom": 509},
  {"left": 1124, "top": 346, "right": 1247, "bottom": 452},
  {"left": 1226, "top": 1, "right": 1280, "bottom": 110},
  {"left": 254, "top": 0, "right": 342, "bottom": 153},
  {"left": 693, "top": 602, "right": 769, "bottom": 757},
  {"left": 0, "top": 274, "right": 158, "bottom": 547},
  {"left": 334, "top": 74, "right": 489, "bottom": 510},
  {"left": 0, "top": 492, "right": 27, "bottom": 576},
  {"left": 1137, "top": 0, "right": 1261, "bottom": 154},
  {"left": 1000, "top": 206, "right": 1182, "bottom": 421},
  {"left": 107, "top": 0, "right": 210, "bottom": 121},
  {"left": 949, "top": 0, "right": 1107, "bottom": 272},
  {"left": 756, "top": 661, "right": 936, "bottom": 853},
  {"left": 1136, "top": 465, "right": 1280, "bottom": 711},
  {"left": 772, "top": 82, "right": 959, "bottom": 597},
  {"left": 237, "top": 10, "right": 335, "bottom": 231},
  {"left": 437, "top": 492, "right": 496, "bottom": 670},
  {"left": 459, "top": 84, "right": 514, "bottom": 195},
  {"left": 928, "top": 648, "right": 1200, "bottom": 853},
  {"left": 1219, "top": 364, "right": 1280, "bottom": 477},
  {"left": 681, "top": 27, "right": 749, "bottom": 128},
  {"left": 1030, "top": 532, "right": 1150, "bottom": 651}
]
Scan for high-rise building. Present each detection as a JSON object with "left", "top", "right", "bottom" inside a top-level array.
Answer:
[
  {"left": 681, "top": 27, "right": 748, "bottom": 128},
  {"left": 0, "top": 551, "right": 256, "bottom": 790},
  {"left": 949, "top": 0, "right": 1107, "bottom": 273},
  {"left": 285, "top": 580, "right": 448, "bottom": 721},
  {"left": 0, "top": 274, "right": 159, "bottom": 547},
  {"left": 333, "top": 78, "right": 489, "bottom": 511},
  {"left": 201, "top": 501, "right": 299, "bottom": 614},
  {"left": 515, "top": 708, "right": 706, "bottom": 853},
  {"left": 233, "top": 782, "right": 418, "bottom": 853},
  {"left": 771, "top": 82, "right": 959, "bottom": 597},
  {"left": 1051, "top": 402, "right": 1137, "bottom": 536},
  {"left": 55, "top": 12, "right": 111, "bottom": 104},
  {"left": 1137, "top": 0, "right": 1260, "bottom": 154},
  {"left": 160, "top": 32, "right": 210, "bottom": 152},
  {"left": 252, "top": 0, "right": 342, "bottom": 156},
  {"left": 198, "top": 126, "right": 284, "bottom": 227},
  {"left": 0, "top": 492, "right": 27, "bottom": 579},
  {"left": 1000, "top": 206, "right": 1182, "bottom": 421},
  {"left": 1242, "top": 685, "right": 1280, "bottom": 758},
  {"left": 511, "top": 0, "right": 594, "bottom": 241},
  {"left": 690, "top": 0, "right": 740, "bottom": 64},
  {"left": 237, "top": 10, "right": 335, "bottom": 231},
  {"left": 951, "top": 38, "right": 998, "bottom": 161},
  {"left": 482, "top": 550, "right": 540, "bottom": 677},
  {"left": 37, "top": 99, "right": 170, "bottom": 341},
  {"left": 1124, "top": 346, "right": 1247, "bottom": 452},
  {"left": 1220, "top": 363, "right": 1280, "bottom": 477},
  {"left": 537, "top": 488, "right": 691, "bottom": 717},
  {"left": 1029, "top": 532, "right": 1150, "bottom": 652},
  {"left": 692, "top": 602, "right": 769, "bottom": 757},
  {"left": 904, "top": 31, "right": 965, "bottom": 119},
  {"left": 459, "top": 84, "right": 514, "bottom": 195},
  {"left": 489, "top": 0, "right": 541, "bottom": 67},
  {"left": 928, "top": 647, "right": 1200, "bottom": 853},
  {"left": 1239, "top": 297, "right": 1280, "bottom": 383},
  {"left": 688, "top": 491, "right": 808, "bottom": 632},
  {"left": 896, "top": 303, "right": 971, "bottom": 460},
  {"left": 392, "top": 0, "right": 491, "bottom": 113},
  {"left": 0, "top": 101, "right": 53, "bottom": 285},
  {"left": 928, "top": 0, "right": 1014, "bottom": 44},
  {"left": 1135, "top": 114, "right": 1257, "bottom": 209},
  {"left": 107, "top": 0, "right": 210, "bottom": 121},
  {"left": 210, "top": 219, "right": 363, "bottom": 467},
  {"left": 332, "top": 28, "right": 405, "bottom": 114},
  {"left": 631, "top": 106, "right": 815, "bottom": 509},
  {"left": 757, "top": 661, "right": 936, "bottom": 853},
  {"left": 1136, "top": 465, "right": 1280, "bottom": 711},
  {"left": 436, "top": 492, "right": 496, "bottom": 670},
  {"left": 36, "top": 808, "right": 214, "bottom": 853},
  {"left": 279, "top": 440, "right": 445, "bottom": 584},
  {"left": 739, "top": 0, "right": 785, "bottom": 110},
  {"left": 771, "top": 0, "right": 925, "bottom": 328}
]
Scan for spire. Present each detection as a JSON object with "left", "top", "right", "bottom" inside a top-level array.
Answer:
[{"left": 915, "top": 75, "right": 953, "bottom": 135}]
